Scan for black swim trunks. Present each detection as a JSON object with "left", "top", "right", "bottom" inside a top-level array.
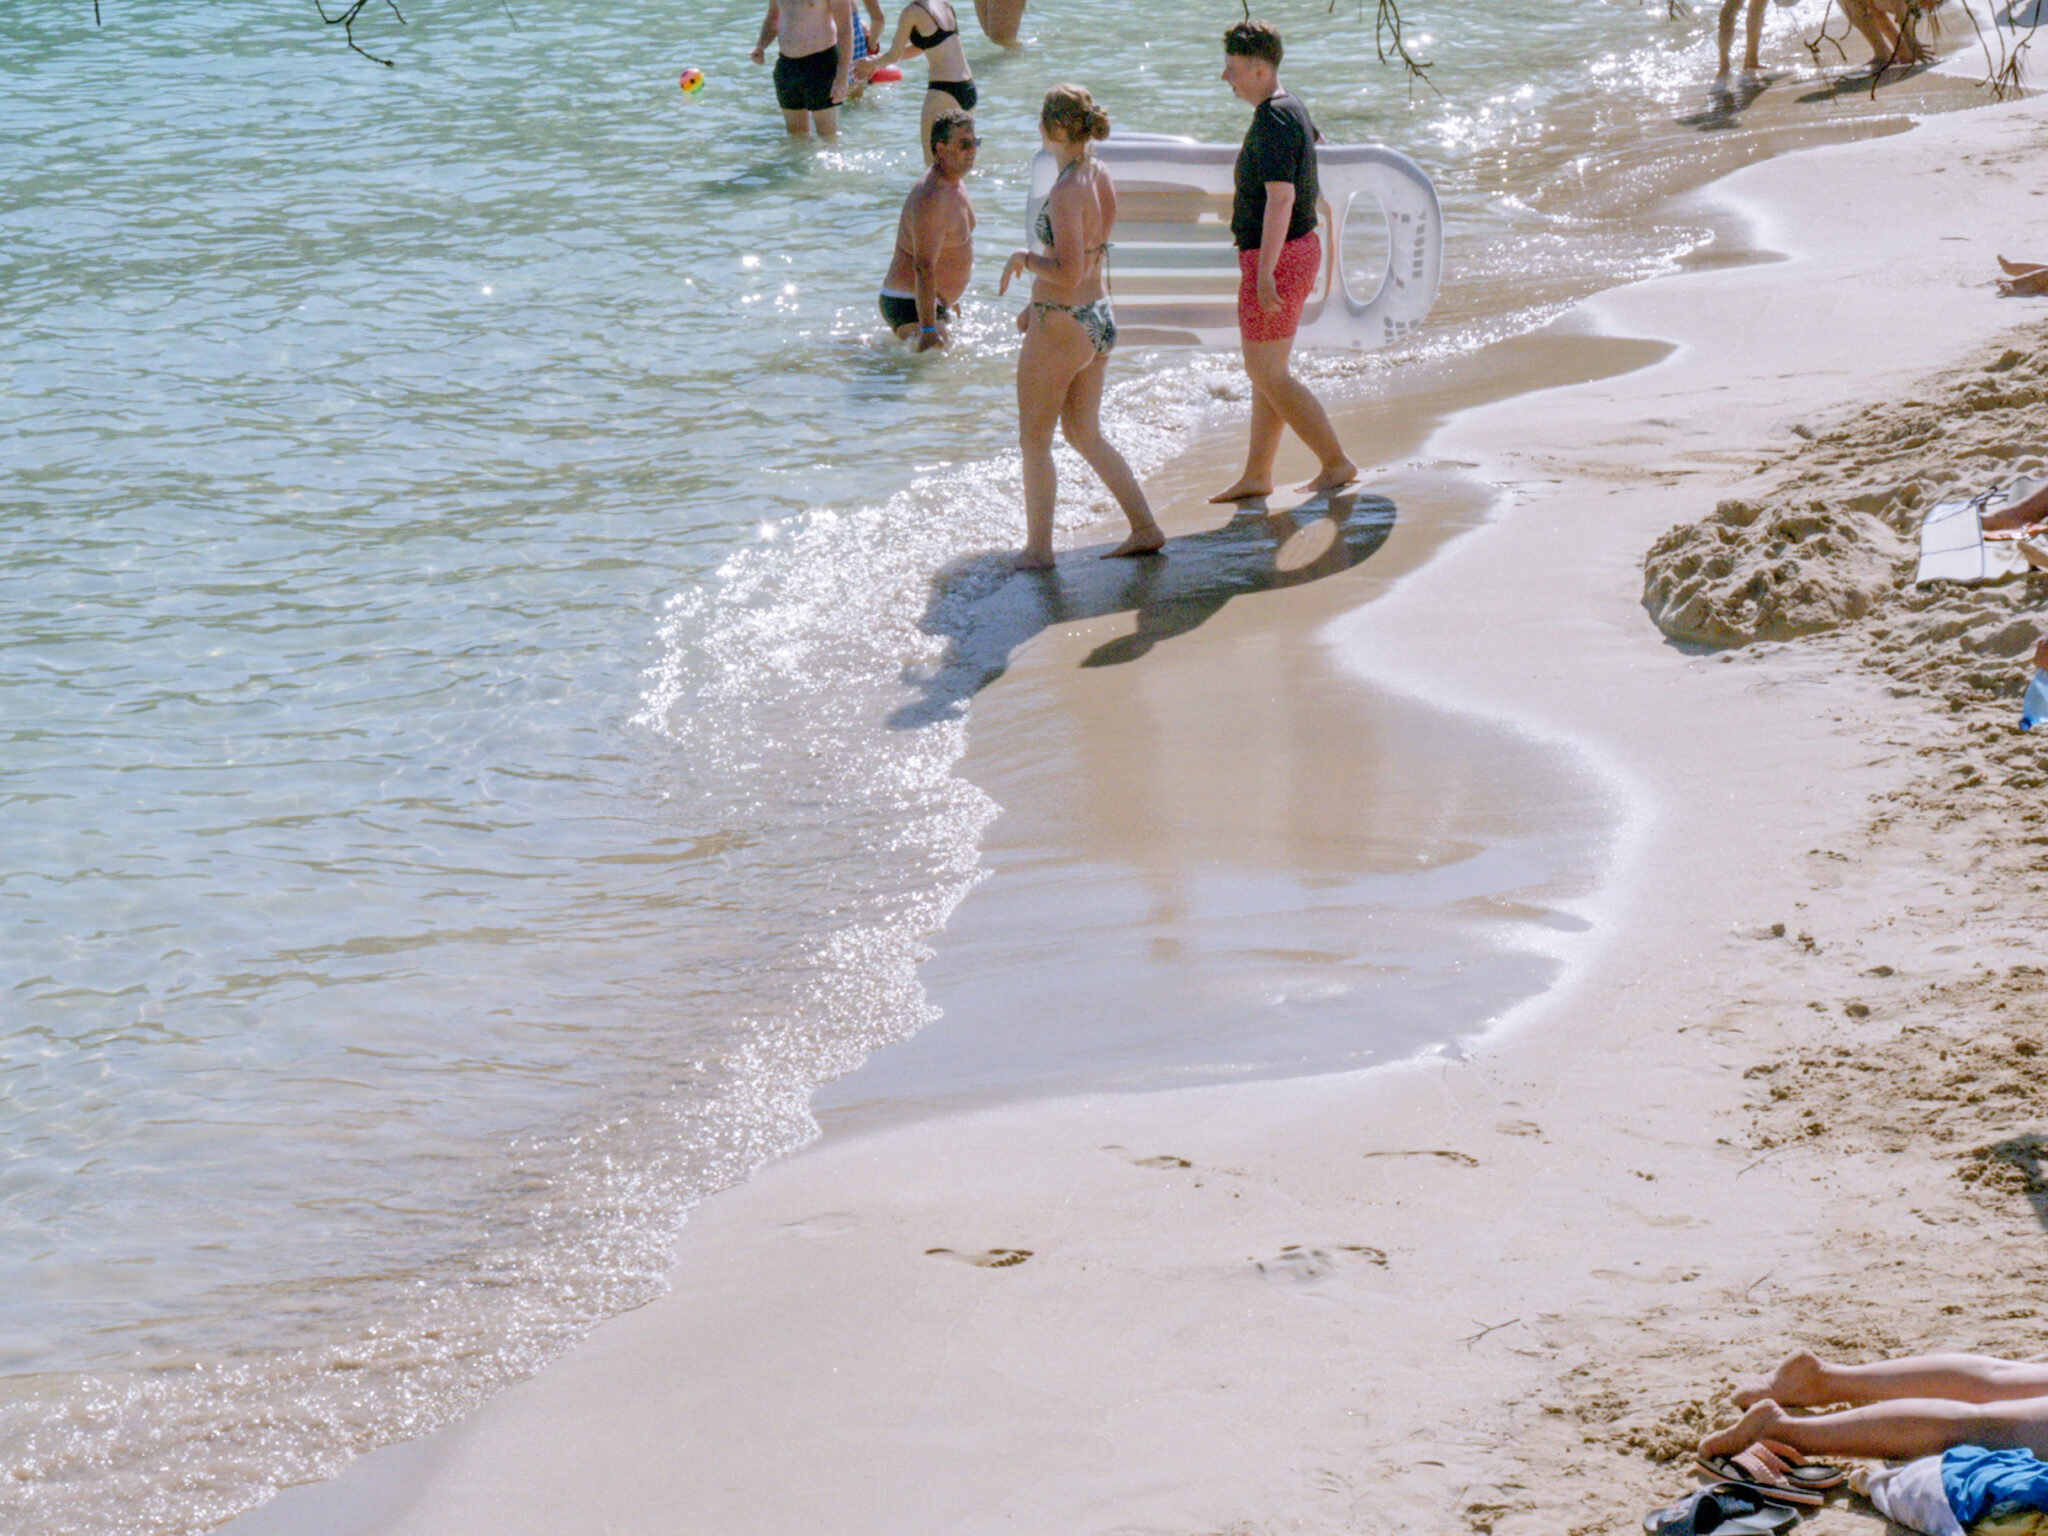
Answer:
[
  {"left": 774, "top": 45, "right": 840, "bottom": 113},
  {"left": 878, "top": 290, "right": 953, "bottom": 330}
]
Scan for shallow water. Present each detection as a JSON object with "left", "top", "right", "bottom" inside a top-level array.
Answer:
[{"left": 0, "top": 0, "right": 1987, "bottom": 1529}]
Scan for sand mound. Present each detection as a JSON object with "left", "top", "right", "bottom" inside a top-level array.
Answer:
[
  {"left": 1642, "top": 497, "right": 1910, "bottom": 644},
  {"left": 1643, "top": 322, "right": 2048, "bottom": 660}
]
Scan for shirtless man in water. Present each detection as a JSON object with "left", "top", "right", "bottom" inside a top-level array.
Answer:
[
  {"left": 750, "top": 0, "right": 855, "bottom": 137},
  {"left": 878, "top": 111, "right": 978, "bottom": 352}
]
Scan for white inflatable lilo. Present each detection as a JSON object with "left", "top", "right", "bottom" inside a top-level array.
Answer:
[{"left": 1027, "top": 132, "right": 1443, "bottom": 351}]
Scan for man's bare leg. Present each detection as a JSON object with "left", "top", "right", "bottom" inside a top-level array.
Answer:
[
  {"left": 1211, "top": 337, "right": 1355, "bottom": 501},
  {"left": 1705, "top": 1395, "right": 2048, "bottom": 1464},
  {"left": 1736, "top": 1349, "right": 2048, "bottom": 1410},
  {"left": 1210, "top": 387, "right": 1284, "bottom": 503},
  {"left": 781, "top": 108, "right": 814, "bottom": 136}
]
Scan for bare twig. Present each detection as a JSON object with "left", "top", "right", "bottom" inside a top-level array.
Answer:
[
  {"left": 1461, "top": 1316, "right": 1523, "bottom": 1347},
  {"left": 1961, "top": 0, "right": 2039, "bottom": 102},
  {"left": 312, "top": 0, "right": 406, "bottom": 67},
  {"left": 1326, "top": 0, "right": 1439, "bottom": 93}
]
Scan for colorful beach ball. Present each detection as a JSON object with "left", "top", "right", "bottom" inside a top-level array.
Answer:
[{"left": 678, "top": 67, "right": 706, "bottom": 94}]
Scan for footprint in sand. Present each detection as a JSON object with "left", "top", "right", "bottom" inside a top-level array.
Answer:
[
  {"left": 1102, "top": 1144, "right": 1193, "bottom": 1169},
  {"left": 1255, "top": 1243, "right": 1388, "bottom": 1283},
  {"left": 924, "top": 1247, "right": 1033, "bottom": 1268},
  {"left": 1361, "top": 1148, "right": 1480, "bottom": 1167}
]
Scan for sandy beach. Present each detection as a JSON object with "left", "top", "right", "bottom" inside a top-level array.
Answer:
[{"left": 222, "top": 38, "right": 2048, "bottom": 1536}]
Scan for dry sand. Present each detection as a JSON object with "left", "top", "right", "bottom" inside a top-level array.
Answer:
[{"left": 224, "top": 41, "right": 2048, "bottom": 1536}]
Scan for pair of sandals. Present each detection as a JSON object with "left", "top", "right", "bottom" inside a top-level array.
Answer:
[{"left": 1642, "top": 1453, "right": 1847, "bottom": 1535}]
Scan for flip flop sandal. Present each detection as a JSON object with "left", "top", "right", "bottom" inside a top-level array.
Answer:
[
  {"left": 1645, "top": 1485, "right": 1802, "bottom": 1535},
  {"left": 1694, "top": 1454, "right": 1825, "bottom": 1507}
]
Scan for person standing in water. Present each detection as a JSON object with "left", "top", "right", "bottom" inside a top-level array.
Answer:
[
  {"left": 877, "top": 111, "right": 979, "bottom": 351},
  {"left": 856, "top": 0, "right": 977, "bottom": 164},
  {"left": 1209, "top": 20, "right": 1357, "bottom": 504},
  {"left": 750, "top": 0, "right": 856, "bottom": 138},
  {"left": 1716, "top": 0, "right": 1768, "bottom": 76},
  {"left": 973, "top": 0, "right": 1027, "bottom": 46},
  {"left": 998, "top": 85, "right": 1163, "bottom": 569}
]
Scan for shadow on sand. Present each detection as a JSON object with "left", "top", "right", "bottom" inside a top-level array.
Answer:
[
  {"left": 889, "top": 489, "right": 1397, "bottom": 728},
  {"left": 1676, "top": 71, "right": 1777, "bottom": 131}
]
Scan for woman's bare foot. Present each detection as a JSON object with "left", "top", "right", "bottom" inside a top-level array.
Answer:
[
  {"left": 1208, "top": 478, "right": 1272, "bottom": 504},
  {"left": 1012, "top": 547, "right": 1056, "bottom": 571},
  {"left": 1734, "top": 1351, "right": 1830, "bottom": 1410},
  {"left": 1103, "top": 523, "right": 1165, "bottom": 558},
  {"left": 1701, "top": 1399, "right": 1795, "bottom": 1460},
  {"left": 1297, "top": 458, "right": 1359, "bottom": 495}
]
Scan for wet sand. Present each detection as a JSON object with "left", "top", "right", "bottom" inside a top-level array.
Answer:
[{"left": 221, "top": 35, "right": 2048, "bottom": 1536}]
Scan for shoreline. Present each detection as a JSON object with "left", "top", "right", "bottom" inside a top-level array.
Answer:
[{"left": 218, "top": 42, "right": 2048, "bottom": 1536}]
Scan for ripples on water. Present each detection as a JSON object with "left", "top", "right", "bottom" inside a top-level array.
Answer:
[{"left": 0, "top": 0, "right": 1982, "bottom": 1529}]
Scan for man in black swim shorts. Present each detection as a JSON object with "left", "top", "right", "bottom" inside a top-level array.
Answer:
[
  {"left": 877, "top": 111, "right": 978, "bottom": 349},
  {"left": 750, "top": 0, "right": 855, "bottom": 137}
]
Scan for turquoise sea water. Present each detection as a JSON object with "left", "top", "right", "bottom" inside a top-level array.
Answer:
[{"left": 0, "top": 1, "right": 1978, "bottom": 1530}]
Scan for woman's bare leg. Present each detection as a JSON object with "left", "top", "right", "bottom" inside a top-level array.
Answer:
[
  {"left": 917, "top": 88, "right": 943, "bottom": 165},
  {"left": 1014, "top": 313, "right": 1094, "bottom": 569},
  {"left": 1705, "top": 1395, "right": 2048, "bottom": 1464},
  {"left": 974, "top": 0, "right": 1027, "bottom": 45},
  {"left": 1056, "top": 351, "right": 1163, "bottom": 557},
  {"left": 1736, "top": 1349, "right": 2048, "bottom": 1410}
]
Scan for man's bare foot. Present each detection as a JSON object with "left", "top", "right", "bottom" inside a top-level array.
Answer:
[
  {"left": 1012, "top": 547, "right": 1056, "bottom": 571},
  {"left": 1103, "top": 523, "right": 1165, "bottom": 558},
  {"left": 1999, "top": 271, "right": 2048, "bottom": 298},
  {"left": 1208, "top": 478, "right": 1272, "bottom": 504},
  {"left": 1701, "top": 1399, "right": 1795, "bottom": 1460},
  {"left": 1734, "top": 1351, "right": 1831, "bottom": 1410},
  {"left": 1296, "top": 458, "right": 1359, "bottom": 495}
]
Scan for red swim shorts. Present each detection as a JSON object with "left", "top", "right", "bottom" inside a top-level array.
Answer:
[{"left": 1237, "top": 231, "right": 1321, "bottom": 343}]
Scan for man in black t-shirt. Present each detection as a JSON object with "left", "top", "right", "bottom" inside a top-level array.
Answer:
[{"left": 1209, "top": 20, "right": 1357, "bottom": 505}]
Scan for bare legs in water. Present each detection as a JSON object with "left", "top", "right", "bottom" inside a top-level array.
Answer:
[
  {"left": 1013, "top": 309, "right": 1163, "bottom": 570},
  {"left": 973, "top": 0, "right": 1026, "bottom": 45}
]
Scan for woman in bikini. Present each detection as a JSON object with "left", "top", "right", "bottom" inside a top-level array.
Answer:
[
  {"left": 997, "top": 85, "right": 1163, "bottom": 571},
  {"left": 857, "top": 0, "right": 976, "bottom": 164}
]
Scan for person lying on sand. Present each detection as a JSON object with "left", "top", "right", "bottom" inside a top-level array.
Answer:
[
  {"left": 1978, "top": 478, "right": 2048, "bottom": 533},
  {"left": 1700, "top": 1348, "right": 2048, "bottom": 1469},
  {"left": 1998, "top": 256, "right": 2048, "bottom": 298}
]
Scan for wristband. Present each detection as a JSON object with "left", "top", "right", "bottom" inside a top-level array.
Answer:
[{"left": 919, "top": 325, "right": 939, "bottom": 333}]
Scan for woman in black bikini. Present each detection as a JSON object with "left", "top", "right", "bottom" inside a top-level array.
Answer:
[
  {"left": 857, "top": 0, "right": 976, "bottom": 164},
  {"left": 996, "top": 86, "right": 1162, "bottom": 571}
]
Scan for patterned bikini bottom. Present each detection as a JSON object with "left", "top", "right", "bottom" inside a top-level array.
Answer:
[{"left": 1030, "top": 295, "right": 1116, "bottom": 355}]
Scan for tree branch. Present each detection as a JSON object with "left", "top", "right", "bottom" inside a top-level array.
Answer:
[
  {"left": 311, "top": 0, "right": 406, "bottom": 67},
  {"left": 1327, "top": 0, "right": 1440, "bottom": 93}
]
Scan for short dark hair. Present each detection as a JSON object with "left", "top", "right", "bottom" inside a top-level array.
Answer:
[
  {"left": 1223, "top": 20, "right": 1283, "bottom": 65},
  {"left": 931, "top": 109, "right": 973, "bottom": 155}
]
